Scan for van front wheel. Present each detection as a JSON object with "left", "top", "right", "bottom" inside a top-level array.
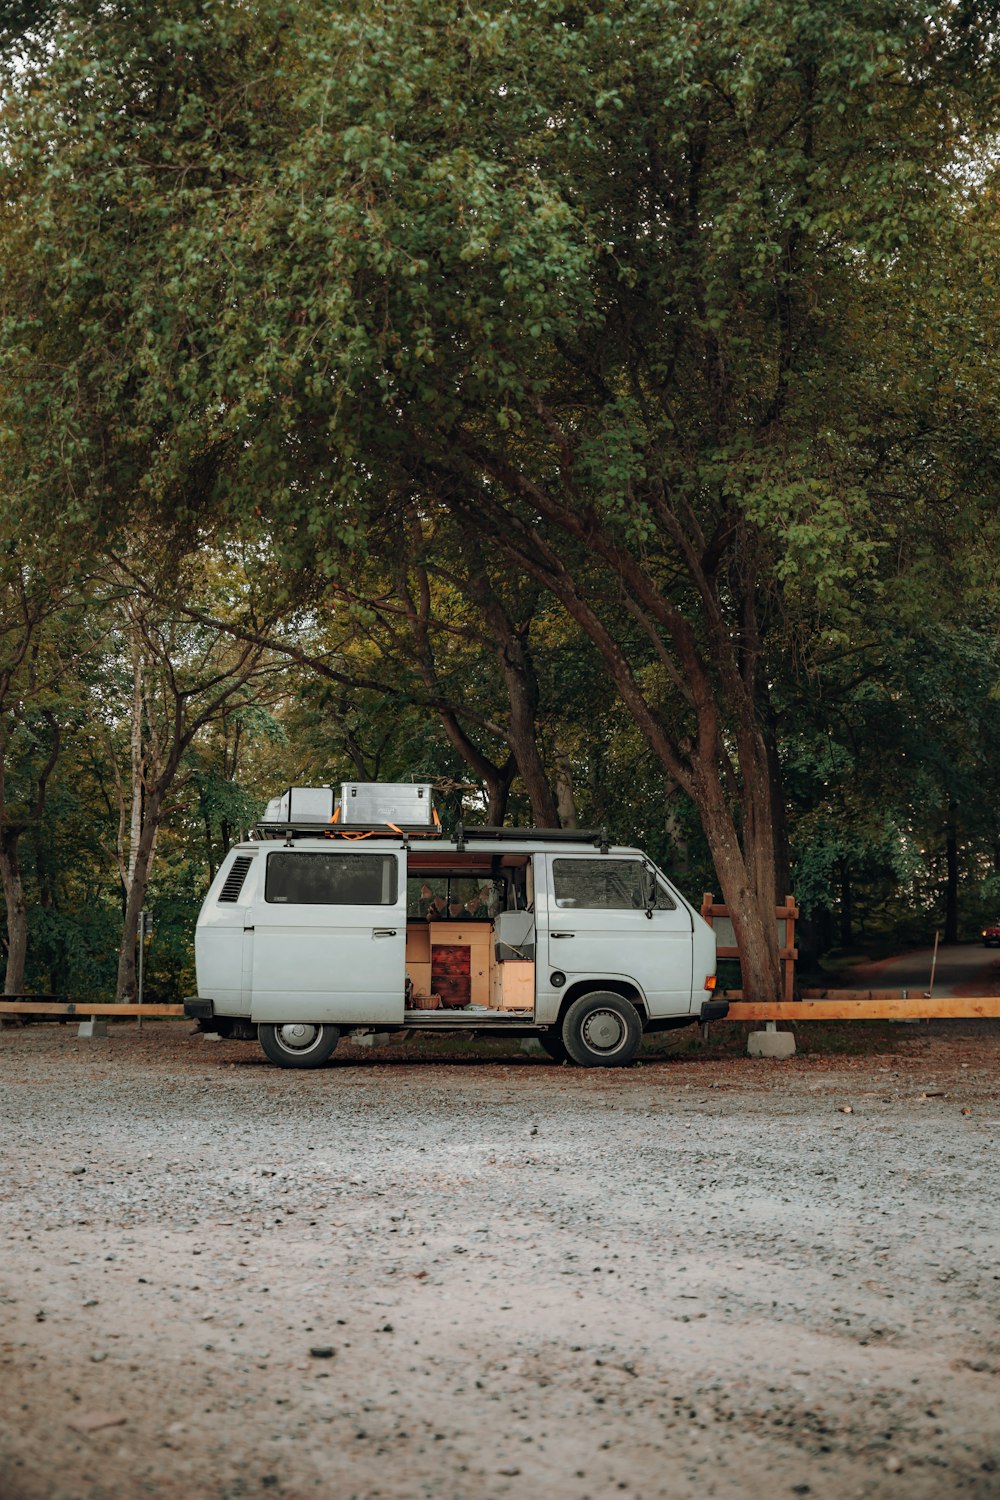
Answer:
[
  {"left": 562, "top": 993, "right": 642, "bottom": 1068},
  {"left": 258, "top": 1022, "right": 340, "bottom": 1069}
]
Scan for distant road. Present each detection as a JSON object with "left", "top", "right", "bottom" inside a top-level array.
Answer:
[{"left": 845, "top": 941, "right": 1000, "bottom": 998}]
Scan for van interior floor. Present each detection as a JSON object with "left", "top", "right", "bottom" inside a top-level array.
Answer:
[{"left": 402, "top": 1006, "right": 531, "bottom": 1025}]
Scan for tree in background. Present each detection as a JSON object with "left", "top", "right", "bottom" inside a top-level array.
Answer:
[
  {"left": 2, "top": 1, "right": 999, "bottom": 999},
  {"left": 233, "top": 0, "right": 998, "bottom": 997},
  {"left": 0, "top": 563, "right": 81, "bottom": 994},
  {"left": 98, "top": 557, "right": 283, "bottom": 1001}
]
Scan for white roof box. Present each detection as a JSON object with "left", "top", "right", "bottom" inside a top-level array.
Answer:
[
  {"left": 340, "top": 782, "right": 435, "bottom": 828},
  {"left": 261, "top": 787, "right": 336, "bottom": 827}
]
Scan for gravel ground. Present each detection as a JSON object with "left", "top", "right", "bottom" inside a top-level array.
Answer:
[{"left": 1, "top": 1021, "right": 998, "bottom": 1500}]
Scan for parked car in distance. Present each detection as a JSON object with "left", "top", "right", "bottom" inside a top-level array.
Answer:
[{"left": 983, "top": 921, "right": 1000, "bottom": 947}]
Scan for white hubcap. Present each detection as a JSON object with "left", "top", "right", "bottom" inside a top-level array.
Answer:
[
  {"left": 583, "top": 1010, "right": 626, "bottom": 1052},
  {"left": 278, "top": 1023, "right": 319, "bottom": 1050}
]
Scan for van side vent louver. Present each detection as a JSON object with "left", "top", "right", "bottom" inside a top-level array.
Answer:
[{"left": 219, "top": 855, "right": 253, "bottom": 903}]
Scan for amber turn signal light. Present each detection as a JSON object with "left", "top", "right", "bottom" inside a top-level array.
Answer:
[{"left": 704, "top": 975, "right": 717, "bottom": 991}]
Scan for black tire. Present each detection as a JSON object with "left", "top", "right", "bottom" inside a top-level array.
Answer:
[
  {"left": 561, "top": 992, "right": 643, "bottom": 1068},
  {"left": 258, "top": 1022, "right": 340, "bottom": 1069},
  {"left": 537, "top": 1031, "right": 569, "bottom": 1063}
]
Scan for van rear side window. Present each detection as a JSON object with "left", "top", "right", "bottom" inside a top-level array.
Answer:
[{"left": 265, "top": 852, "right": 398, "bottom": 906}]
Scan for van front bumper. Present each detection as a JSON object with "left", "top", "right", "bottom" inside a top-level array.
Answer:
[
  {"left": 700, "top": 999, "right": 729, "bottom": 1023},
  {"left": 184, "top": 997, "right": 215, "bottom": 1021}
]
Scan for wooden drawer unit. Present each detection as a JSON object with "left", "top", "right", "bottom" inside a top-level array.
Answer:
[
  {"left": 428, "top": 922, "right": 490, "bottom": 1007},
  {"left": 490, "top": 961, "right": 535, "bottom": 1011},
  {"left": 431, "top": 944, "right": 471, "bottom": 1008}
]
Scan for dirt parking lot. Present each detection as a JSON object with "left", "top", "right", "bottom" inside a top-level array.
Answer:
[{"left": 0, "top": 1020, "right": 998, "bottom": 1500}]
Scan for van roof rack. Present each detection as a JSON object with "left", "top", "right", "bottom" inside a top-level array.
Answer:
[
  {"left": 252, "top": 821, "right": 444, "bottom": 842},
  {"left": 453, "top": 823, "right": 610, "bottom": 854}
]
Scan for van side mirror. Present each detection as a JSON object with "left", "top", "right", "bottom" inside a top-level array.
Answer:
[{"left": 640, "top": 866, "right": 657, "bottom": 918}]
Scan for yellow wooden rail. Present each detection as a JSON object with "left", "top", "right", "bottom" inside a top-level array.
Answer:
[
  {"left": 726, "top": 998, "right": 1000, "bottom": 1021},
  {"left": 2, "top": 998, "right": 998, "bottom": 1024},
  {"left": 0, "top": 1002, "right": 185, "bottom": 1017}
]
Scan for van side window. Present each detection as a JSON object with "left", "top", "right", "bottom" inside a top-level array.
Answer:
[
  {"left": 553, "top": 858, "right": 645, "bottom": 909},
  {"left": 265, "top": 852, "right": 398, "bottom": 906}
]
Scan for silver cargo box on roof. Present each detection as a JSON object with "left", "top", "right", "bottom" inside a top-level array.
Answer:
[{"left": 340, "top": 781, "right": 434, "bottom": 827}]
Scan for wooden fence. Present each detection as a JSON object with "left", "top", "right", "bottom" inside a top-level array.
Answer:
[{"left": 701, "top": 893, "right": 800, "bottom": 1001}]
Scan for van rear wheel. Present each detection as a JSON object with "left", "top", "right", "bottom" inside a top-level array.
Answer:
[
  {"left": 258, "top": 1022, "right": 340, "bottom": 1069},
  {"left": 562, "top": 993, "right": 642, "bottom": 1068}
]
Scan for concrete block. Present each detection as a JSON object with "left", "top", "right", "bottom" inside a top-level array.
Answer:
[
  {"left": 201, "top": 1032, "right": 223, "bottom": 1043},
  {"left": 77, "top": 1018, "right": 109, "bottom": 1039},
  {"left": 747, "top": 1029, "right": 795, "bottom": 1059}
]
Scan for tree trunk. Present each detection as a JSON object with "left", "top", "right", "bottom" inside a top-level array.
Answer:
[
  {"left": 943, "top": 801, "right": 959, "bottom": 945},
  {"left": 0, "top": 713, "right": 60, "bottom": 996},
  {"left": 484, "top": 765, "right": 514, "bottom": 824},
  {"left": 553, "top": 750, "right": 577, "bottom": 828},
  {"left": 496, "top": 626, "right": 558, "bottom": 825},
  {"left": 0, "top": 828, "right": 28, "bottom": 996},
  {"left": 508, "top": 711, "right": 559, "bottom": 825},
  {"left": 662, "top": 782, "right": 688, "bottom": 873},
  {"left": 127, "top": 634, "right": 143, "bottom": 893},
  {"left": 693, "top": 762, "right": 781, "bottom": 1001},
  {"left": 204, "top": 809, "right": 216, "bottom": 884},
  {"left": 460, "top": 538, "right": 559, "bottom": 826},
  {"left": 115, "top": 793, "right": 160, "bottom": 1002}
]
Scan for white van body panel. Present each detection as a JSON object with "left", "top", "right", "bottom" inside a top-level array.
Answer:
[
  {"left": 195, "top": 849, "right": 258, "bottom": 1017},
  {"left": 534, "top": 853, "right": 697, "bottom": 1021},
  {"left": 691, "top": 910, "right": 716, "bottom": 1004},
  {"left": 249, "top": 846, "right": 406, "bottom": 1025}
]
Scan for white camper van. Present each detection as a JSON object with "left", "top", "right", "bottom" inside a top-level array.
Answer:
[{"left": 185, "top": 783, "right": 723, "bottom": 1069}]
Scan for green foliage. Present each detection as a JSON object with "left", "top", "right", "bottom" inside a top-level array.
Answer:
[
  {"left": 27, "top": 904, "right": 121, "bottom": 1003},
  {"left": 1, "top": 0, "right": 999, "bottom": 993}
]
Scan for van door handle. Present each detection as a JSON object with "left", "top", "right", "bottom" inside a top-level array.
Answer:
[
  {"left": 373, "top": 929, "right": 398, "bottom": 938},
  {"left": 550, "top": 931, "right": 575, "bottom": 938}
]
